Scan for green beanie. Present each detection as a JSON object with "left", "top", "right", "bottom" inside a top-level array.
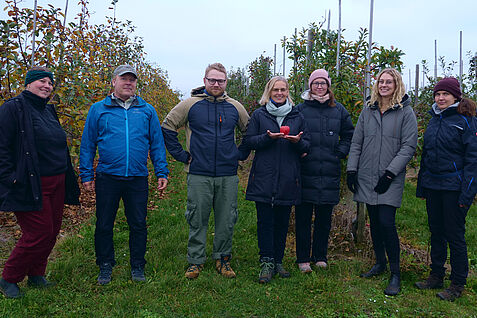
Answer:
[{"left": 25, "top": 69, "right": 54, "bottom": 86}]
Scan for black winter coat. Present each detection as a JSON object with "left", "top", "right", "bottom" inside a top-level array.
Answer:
[
  {"left": 0, "top": 91, "right": 80, "bottom": 212},
  {"left": 416, "top": 105, "right": 477, "bottom": 206},
  {"left": 296, "top": 99, "right": 354, "bottom": 205},
  {"left": 244, "top": 106, "right": 310, "bottom": 206}
]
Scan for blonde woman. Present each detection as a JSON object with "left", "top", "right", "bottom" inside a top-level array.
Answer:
[
  {"left": 244, "top": 76, "right": 309, "bottom": 283},
  {"left": 346, "top": 68, "right": 418, "bottom": 296}
]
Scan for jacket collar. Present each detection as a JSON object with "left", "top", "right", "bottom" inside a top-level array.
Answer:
[{"left": 191, "top": 86, "right": 229, "bottom": 103}]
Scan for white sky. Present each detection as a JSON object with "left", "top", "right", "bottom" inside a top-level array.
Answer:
[{"left": 2, "top": 0, "right": 476, "bottom": 98}]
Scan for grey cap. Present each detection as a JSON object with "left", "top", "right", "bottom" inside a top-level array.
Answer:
[{"left": 113, "top": 65, "right": 137, "bottom": 78}]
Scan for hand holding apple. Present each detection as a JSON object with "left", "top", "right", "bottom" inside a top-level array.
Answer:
[{"left": 284, "top": 131, "right": 303, "bottom": 143}]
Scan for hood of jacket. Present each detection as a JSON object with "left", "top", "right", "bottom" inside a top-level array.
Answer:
[{"left": 191, "top": 86, "right": 232, "bottom": 103}]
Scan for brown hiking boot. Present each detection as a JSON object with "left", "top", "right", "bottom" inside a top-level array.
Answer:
[
  {"left": 437, "top": 283, "right": 464, "bottom": 301},
  {"left": 215, "top": 255, "right": 236, "bottom": 278},
  {"left": 415, "top": 275, "right": 443, "bottom": 290},
  {"left": 185, "top": 264, "right": 204, "bottom": 279}
]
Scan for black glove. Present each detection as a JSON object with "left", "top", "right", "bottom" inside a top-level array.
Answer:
[
  {"left": 347, "top": 171, "right": 358, "bottom": 193},
  {"left": 374, "top": 170, "right": 395, "bottom": 194}
]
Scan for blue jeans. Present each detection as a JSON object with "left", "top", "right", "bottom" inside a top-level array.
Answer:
[{"left": 94, "top": 173, "right": 149, "bottom": 269}]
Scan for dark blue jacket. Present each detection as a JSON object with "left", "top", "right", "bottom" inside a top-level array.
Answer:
[
  {"left": 0, "top": 91, "right": 80, "bottom": 212},
  {"left": 162, "top": 87, "right": 249, "bottom": 177},
  {"left": 296, "top": 98, "right": 354, "bottom": 205},
  {"left": 416, "top": 105, "right": 477, "bottom": 206},
  {"left": 244, "top": 106, "right": 310, "bottom": 206}
]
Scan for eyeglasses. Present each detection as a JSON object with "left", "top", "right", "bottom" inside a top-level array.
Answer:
[
  {"left": 378, "top": 80, "right": 394, "bottom": 85},
  {"left": 206, "top": 77, "right": 226, "bottom": 85},
  {"left": 272, "top": 88, "right": 288, "bottom": 92},
  {"left": 312, "top": 81, "right": 328, "bottom": 87}
]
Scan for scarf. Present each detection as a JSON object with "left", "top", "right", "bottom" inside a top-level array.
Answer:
[
  {"left": 311, "top": 93, "right": 330, "bottom": 103},
  {"left": 266, "top": 99, "right": 292, "bottom": 127}
]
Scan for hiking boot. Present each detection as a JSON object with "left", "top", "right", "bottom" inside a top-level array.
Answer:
[
  {"left": 185, "top": 264, "right": 204, "bottom": 279},
  {"left": 0, "top": 278, "right": 23, "bottom": 299},
  {"left": 384, "top": 273, "right": 401, "bottom": 296},
  {"left": 437, "top": 283, "right": 464, "bottom": 301},
  {"left": 415, "top": 275, "right": 443, "bottom": 290},
  {"left": 274, "top": 263, "right": 291, "bottom": 278},
  {"left": 215, "top": 255, "right": 236, "bottom": 278},
  {"left": 259, "top": 257, "right": 275, "bottom": 284},
  {"left": 315, "top": 261, "right": 328, "bottom": 269},
  {"left": 131, "top": 267, "right": 146, "bottom": 282},
  {"left": 97, "top": 263, "right": 113, "bottom": 285},
  {"left": 360, "top": 263, "right": 386, "bottom": 278},
  {"left": 298, "top": 262, "right": 313, "bottom": 273},
  {"left": 27, "top": 276, "right": 56, "bottom": 288}
]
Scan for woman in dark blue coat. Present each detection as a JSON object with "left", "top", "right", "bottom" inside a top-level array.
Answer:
[
  {"left": 295, "top": 69, "right": 354, "bottom": 273},
  {"left": 416, "top": 77, "right": 477, "bottom": 301},
  {"left": 244, "top": 76, "right": 309, "bottom": 284}
]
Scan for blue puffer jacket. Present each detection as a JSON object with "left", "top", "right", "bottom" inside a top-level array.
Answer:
[
  {"left": 416, "top": 104, "right": 477, "bottom": 206},
  {"left": 244, "top": 106, "right": 310, "bottom": 206},
  {"left": 296, "top": 96, "right": 354, "bottom": 205},
  {"left": 79, "top": 95, "right": 169, "bottom": 182}
]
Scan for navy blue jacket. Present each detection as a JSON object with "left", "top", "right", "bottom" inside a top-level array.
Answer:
[
  {"left": 0, "top": 91, "right": 80, "bottom": 212},
  {"left": 416, "top": 105, "right": 477, "bottom": 206},
  {"left": 162, "top": 87, "right": 249, "bottom": 177},
  {"left": 296, "top": 98, "right": 354, "bottom": 205},
  {"left": 244, "top": 106, "right": 310, "bottom": 206}
]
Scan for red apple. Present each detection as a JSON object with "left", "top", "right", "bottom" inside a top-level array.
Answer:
[{"left": 280, "top": 126, "right": 290, "bottom": 135}]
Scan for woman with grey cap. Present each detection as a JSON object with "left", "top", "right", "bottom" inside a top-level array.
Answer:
[
  {"left": 347, "top": 68, "right": 417, "bottom": 296},
  {"left": 0, "top": 66, "right": 80, "bottom": 299},
  {"left": 415, "top": 77, "right": 477, "bottom": 301}
]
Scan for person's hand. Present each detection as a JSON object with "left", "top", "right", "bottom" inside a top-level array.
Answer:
[
  {"left": 267, "top": 130, "right": 284, "bottom": 139},
  {"left": 83, "top": 181, "right": 95, "bottom": 191},
  {"left": 301, "top": 152, "right": 308, "bottom": 158},
  {"left": 284, "top": 131, "right": 303, "bottom": 143},
  {"left": 157, "top": 178, "right": 168, "bottom": 198},
  {"left": 374, "top": 170, "right": 395, "bottom": 194},
  {"left": 346, "top": 171, "right": 358, "bottom": 193}
]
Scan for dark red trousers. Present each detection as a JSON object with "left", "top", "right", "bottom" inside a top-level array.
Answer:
[{"left": 2, "top": 174, "right": 65, "bottom": 283}]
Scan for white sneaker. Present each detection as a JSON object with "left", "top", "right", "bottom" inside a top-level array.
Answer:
[
  {"left": 315, "top": 261, "right": 327, "bottom": 268},
  {"left": 298, "top": 262, "right": 312, "bottom": 273}
]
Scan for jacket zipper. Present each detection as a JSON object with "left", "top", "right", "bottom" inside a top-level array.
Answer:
[{"left": 124, "top": 108, "right": 129, "bottom": 177}]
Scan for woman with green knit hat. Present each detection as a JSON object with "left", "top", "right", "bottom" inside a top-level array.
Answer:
[{"left": 0, "top": 67, "right": 80, "bottom": 299}]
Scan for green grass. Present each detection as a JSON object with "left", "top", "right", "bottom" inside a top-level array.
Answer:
[{"left": 1, "top": 159, "right": 477, "bottom": 317}]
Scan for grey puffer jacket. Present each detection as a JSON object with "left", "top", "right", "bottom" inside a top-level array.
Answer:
[{"left": 347, "top": 95, "right": 418, "bottom": 207}]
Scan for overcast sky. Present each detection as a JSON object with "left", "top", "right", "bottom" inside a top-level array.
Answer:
[{"left": 2, "top": 0, "right": 476, "bottom": 98}]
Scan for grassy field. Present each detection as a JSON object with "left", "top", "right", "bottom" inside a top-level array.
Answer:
[{"left": 1, "top": 155, "right": 476, "bottom": 317}]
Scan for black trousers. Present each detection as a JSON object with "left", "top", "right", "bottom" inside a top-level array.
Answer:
[
  {"left": 295, "top": 203, "right": 333, "bottom": 263},
  {"left": 256, "top": 202, "right": 291, "bottom": 263},
  {"left": 366, "top": 204, "right": 400, "bottom": 275},
  {"left": 425, "top": 189, "right": 468, "bottom": 285}
]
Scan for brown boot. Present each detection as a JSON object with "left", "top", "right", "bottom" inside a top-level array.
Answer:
[
  {"left": 215, "top": 255, "right": 236, "bottom": 278},
  {"left": 185, "top": 264, "right": 204, "bottom": 279},
  {"left": 437, "top": 283, "right": 464, "bottom": 301},
  {"left": 415, "top": 275, "right": 443, "bottom": 290}
]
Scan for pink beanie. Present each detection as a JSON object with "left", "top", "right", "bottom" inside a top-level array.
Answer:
[{"left": 308, "top": 69, "right": 331, "bottom": 88}]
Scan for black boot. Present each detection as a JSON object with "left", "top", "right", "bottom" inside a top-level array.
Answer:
[
  {"left": 27, "top": 276, "right": 57, "bottom": 288},
  {"left": 384, "top": 273, "right": 401, "bottom": 296},
  {"left": 0, "top": 278, "right": 23, "bottom": 299},
  {"left": 360, "top": 263, "right": 386, "bottom": 278}
]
